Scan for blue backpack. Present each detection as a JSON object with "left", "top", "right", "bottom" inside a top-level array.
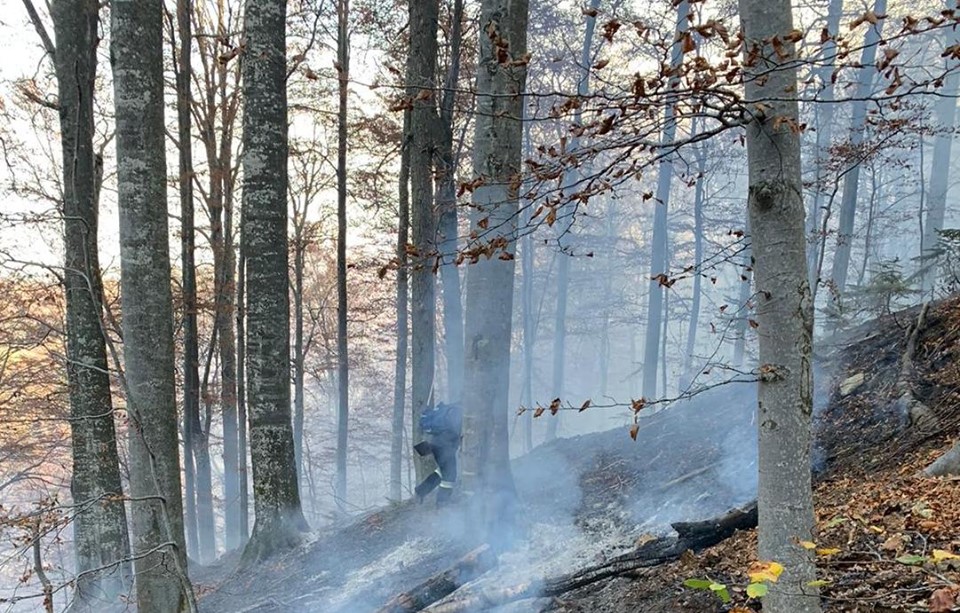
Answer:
[{"left": 419, "top": 402, "right": 462, "bottom": 435}]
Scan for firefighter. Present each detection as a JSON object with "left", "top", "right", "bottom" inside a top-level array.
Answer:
[{"left": 413, "top": 402, "right": 462, "bottom": 506}]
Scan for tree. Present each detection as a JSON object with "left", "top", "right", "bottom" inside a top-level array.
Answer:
[
  {"left": 335, "top": 0, "right": 351, "bottom": 507},
  {"left": 391, "top": 109, "right": 411, "bottom": 501},
  {"left": 48, "top": 0, "right": 131, "bottom": 606},
  {"left": 437, "top": 0, "right": 466, "bottom": 405},
  {"left": 739, "top": 0, "right": 821, "bottom": 610},
  {"left": 240, "top": 0, "right": 308, "bottom": 562},
  {"left": 829, "top": 0, "right": 887, "bottom": 298},
  {"left": 547, "top": 0, "right": 600, "bottom": 441},
  {"left": 920, "top": 0, "right": 960, "bottom": 294},
  {"left": 407, "top": 0, "right": 440, "bottom": 481},
  {"left": 642, "top": 0, "right": 689, "bottom": 401},
  {"left": 460, "top": 0, "right": 529, "bottom": 545},
  {"left": 171, "top": 0, "right": 203, "bottom": 563},
  {"left": 110, "top": 0, "right": 190, "bottom": 609}
]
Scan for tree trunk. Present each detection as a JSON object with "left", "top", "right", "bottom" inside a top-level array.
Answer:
[
  {"left": 520, "top": 119, "right": 535, "bottom": 453},
  {"left": 408, "top": 0, "right": 441, "bottom": 482},
  {"left": 293, "top": 224, "right": 306, "bottom": 491},
  {"left": 51, "top": 0, "right": 132, "bottom": 605},
  {"left": 739, "top": 0, "right": 821, "bottom": 610},
  {"left": 220, "top": 189, "right": 241, "bottom": 552},
  {"left": 335, "top": 0, "right": 351, "bottom": 507},
  {"left": 237, "top": 192, "right": 250, "bottom": 542},
  {"left": 546, "top": 0, "right": 600, "bottom": 441},
  {"left": 240, "top": 0, "right": 308, "bottom": 564},
  {"left": 391, "top": 109, "right": 411, "bottom": 501},
  {"left": 683, "top": 128, "right": 706, "bottom": 383},
  {"left": 437, "top": 0, "right": 465, "bottom": 405},
  {"left": 172, "top": 0, "right": 201, "bottom": 564},
  {"left": 460, "top": 0, "right": 529, "bottom": 547},
  {"left": 642, "top": 0, "right": 689, "bottom": 401},
  {"left": 110, "top": 0, "right": 190, "bottom": 609},
  {"left": 829, "top": 0, "right": 886, "bottom": 297},
  {"left": 920, "top": 4, "right": 960, "bottom": 294},
  {"left": 806, "top": 0, "right": 843, "bottom": 288}
]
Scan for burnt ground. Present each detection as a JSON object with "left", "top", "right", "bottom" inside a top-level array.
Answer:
[{"left": 199, "top": 297, "right": 960, "bottom": 613}]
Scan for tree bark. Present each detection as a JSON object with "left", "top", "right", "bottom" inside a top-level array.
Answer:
[
  {"left": 546, "top": 0, "right": 600, "bottom": 441},
  {"left": 237, "top": 189, "right": 250, "bottom": 542},
  {"left": 172, "top": 0, "right": 201, "bottom": 564},
  {"left": 240, "top": 0, "right": 308, "bottom": 563},
  {"left": 642, "top": 0, "right": 689, "bottom": 401},
  {"left": 110, "top": 0, "right": 189, "bottom": 608},
  {"left": 739, "top": 0, "right": 821, "bottom": 609},
  {"left": 335, "top": 0, "right": 351, "bottom": 506},
  {"left": 407, "top": 0, "right": 441, "bottom": 482},
  {"left": 682, "top": 126, "right": 706, "bottom": 383},
  {"left": 391, "top": 109, "right": 411, "bottom": 501},
  {"left": 51, "top": 0, "right": 131, "bottom": 605},
  {"left": 460, "top": 0, "right": 529, "bottom": 546},
  {"left": 920, "top": 2, "right": 960, "bottom": 294},
  {"left": 829, "top": 0, "right": 886, "bottom": 298},
  {"left": 437, "top": 0, "right": 466, "bottom": 405}
]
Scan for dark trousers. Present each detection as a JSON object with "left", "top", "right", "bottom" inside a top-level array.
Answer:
[{"left": 414, "top": 435, "right": 459, "bottom": 504}]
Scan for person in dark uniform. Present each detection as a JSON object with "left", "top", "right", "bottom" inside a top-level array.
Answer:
[{"left": 414, "top": 402, "right": 462, "bottom": 506}]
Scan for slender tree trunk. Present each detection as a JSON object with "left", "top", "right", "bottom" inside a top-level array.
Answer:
[
  {"left": 520, "top": 120, "right": 535, "bottom": 453},
  {"left": 733, "top": 214, "right": 753, "bottom": 368},
  {"left": 642, "top": 0, "right": 689, "bottom": 400},
  {"left": 829, "top": 0, "right": 886, "bottom": 297},
  {"left": 739, "top": 0, "right": 820, "bottom": 610},
  {"left": 546, "top": 0, "right": 600, "bottom": 441},
  {"left": 240, "top": 0, "right": 308, "bottom": 564},
  {"left": 857, "top": 164, "right": 881, "bottom": 286},
  {"left": 921, "top": 6, "right": 960, "bottom": 293},
  {"left": 437, "top": 0, "right": 465, "bottom": 404},
  {"left": 111, "top": 0, "right": 189, "bottom": 608},
  {"left": 220, "top": 190, "right": 241, "bottom": 552},
  {"left": 683, "top": 131, "right": 706, "bottom": 382},
  {"left": 806, "top": 0, "right": 843, "bottom": 287},
  {"left": 236, "top": 196, "right": 250, "bottom": 542},
  {"left": 391, "top": 110, "right": 411, "bottom": 501},
  {"left": 460, "top": 0, "right": 529, "bottom": 548},
  {"left": 335, "top": 0, "right": 351, "bottom": 506},
  {"left": 172, "top": 0, "right": 200, "bottom": 564},
  {"left": 293, "top": 233, "right": 306, "bottom": 490},
  {"left": 51, "top": 0, "right": 131, "bottom": 605},
  {"left": 408, "top": 0, "right": 441, "bottom": 481}
]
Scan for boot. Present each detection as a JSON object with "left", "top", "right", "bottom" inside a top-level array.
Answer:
[{"left": 415, "top": 472, "right": 441, "bottom": 503}]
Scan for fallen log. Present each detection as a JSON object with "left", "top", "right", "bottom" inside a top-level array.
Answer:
[
  {"left": 422, "top": 502, "right": 758, "bottom": 612},
  {"left": 375, "top": 545, "right": 497, "bottom": 613}
]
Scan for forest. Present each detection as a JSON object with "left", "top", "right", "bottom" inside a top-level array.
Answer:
[{"left": 2, "top": 0, "right": 960, "bottom": 611}]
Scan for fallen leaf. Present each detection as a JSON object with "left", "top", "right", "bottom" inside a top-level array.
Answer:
[{"left": 929, "top": 586, "right": 959, "bottom": 612}]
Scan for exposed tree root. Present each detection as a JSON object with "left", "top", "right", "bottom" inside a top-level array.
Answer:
[{"left": 897, "top": 302, "right": 937, "bottom": 432}]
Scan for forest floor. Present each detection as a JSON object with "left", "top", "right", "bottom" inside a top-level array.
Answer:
[{"left": 199, "top": 297, "right": 960, "bottom": 612}]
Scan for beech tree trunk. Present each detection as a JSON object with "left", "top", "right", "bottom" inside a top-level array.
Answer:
[
  {"left": 110, "top": 0, "right": 189, "bottom": 609},
  {"left": 335, "top": 0, "right": 351, "bottom": 506},
  {"left": 51, "top": 0, "right": 131, "bottom": 605},
  {"left": 806, "top": 0, "right": 843, "bottom": 288},
  {"left": 172, "top": 0, "right": 201, "bottom": 564},
  {"left": 407, "top": 0, "right": 441, "bottom": 481},
  {"left": 920, "top": 1, "right": 960, "bottom": 294},
  {"left": 739, "top": 0, "right": 821, "bottom": 610},
  {"left": 642, "top": 0, "right": 689, "bottom": 400},
  {"left": 683, "top": 128, "right": 706, "bottom": 382},
  {"left": 829, "top": 0, "right": 886, "bottom": 297},
  {"left": 240, "top": 0, "right": 308, "bottom": 563},
  {"left": 237, "top": 192, "right": 250, "bottom": 542},
  {"left": 460, "top": 0, "right": 529, "bottom": 546},
  {"left": 391, "top": 110, "right": 411, "bottom": 501},
  {"left": 437, "top": 0, "right": 465, "bottom": 405},
  {"left": 546, "top": 0, "right": 600, "bottom": 441}
]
